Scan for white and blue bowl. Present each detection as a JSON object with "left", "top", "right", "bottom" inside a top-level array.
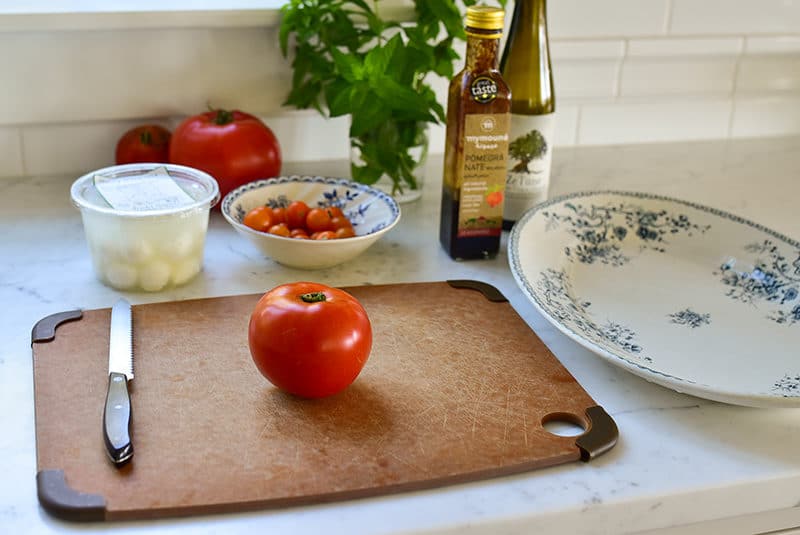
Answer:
[{"left": 221, "top": 176, "right": 401, "bottom": 269}]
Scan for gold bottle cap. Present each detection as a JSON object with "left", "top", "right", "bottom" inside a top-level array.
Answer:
[{"left": 465, "top": 5, "right": 505, "bottom": 34}]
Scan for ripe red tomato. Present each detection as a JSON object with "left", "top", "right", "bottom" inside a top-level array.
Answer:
[
  {"left": 249, "top": 282, "right": 372, "bottom": 398},
  {"left": 271, "top": 207, "right": 288, "bottom": 225},
  {"left": 267, "top": 223, "right": 291, "bottom": 237},
  {"left": 115, "top": 124, "right": 171, "bottom": 164},
  {"left": 290, "top": 228, "right": 310, "bottom": 239},
  {"left": 335, "top": 227, "right": 356, "bottom": 239},
  {"left": 243, "top": 205, "right": 275, "bottom": 232},
  {"left": 169, "top": 109, "right": 281, "bottom": 204},
  {"left": 305, "top": 208, "right": 334, "bottom": 233},
  {"left": 286, "top": 201, "right": 310, "bottom": 230}
]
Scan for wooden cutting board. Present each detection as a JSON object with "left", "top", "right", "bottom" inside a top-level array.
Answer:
[{"left": 31, "top": 280, "right": 617, "bottom": 521}]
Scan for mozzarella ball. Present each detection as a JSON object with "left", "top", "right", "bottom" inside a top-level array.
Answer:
[
  {"left": 171, "top": 256, "right": 202, "bottom": 286},
  {"left": 139, "top": 259, "right": 171, "bottom": 292},
  {"left": 105, "top": 261, "right": 138, "bottom": 290}
]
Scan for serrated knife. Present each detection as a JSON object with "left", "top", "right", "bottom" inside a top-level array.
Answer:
[{"left": 103, "top": 298, "right": 134, "bottom": 465}]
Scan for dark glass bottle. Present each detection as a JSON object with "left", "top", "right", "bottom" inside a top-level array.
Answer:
[
  {"left": 500, "top": 0, "right": 556, "bottom": 230},
  {"left": 439, "top": 6, "right": 512, "bottom": 260}
]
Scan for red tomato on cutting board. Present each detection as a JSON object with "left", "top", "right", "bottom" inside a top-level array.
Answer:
[
  {"left": 248, "top": 282, "right": 373, "bottom": 399},
  {"left": 169, "top": 109, "right": 281, "bottom": 204}
]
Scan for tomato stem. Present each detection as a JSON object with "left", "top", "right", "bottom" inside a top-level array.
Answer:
[
  {"left": 300, "top": 292, "right": 327, "bottom": 303},
  {"left": 213, "top": 109, "right": 235, "bottom": 126},
  {"left": 139, "top": 130, "right": 153, "bottom": 146}
]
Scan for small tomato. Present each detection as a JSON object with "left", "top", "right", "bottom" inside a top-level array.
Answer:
[
  {"left": 313, "top": 230, "right": 337, "bottom": 240},
  {"left": 267, "top": 223, "right": 291, "bottom": 237},
  {"left": 243, "top": 205, "right": 275, "bottom": 232},
  {"left": 306, "top": 208, "right": 334, "bottom": 233},
  {"left": 286, "top": 201, "right": 311, "bottom": 230},
  {"left": 335, "top": 227, "right": 356, "bottom": 239},
  {"left": 115, "top": 124, "right": 171, "bottom": 164},
  {"left": 249, "top": 282, "right": 373, "bottom": 398}
]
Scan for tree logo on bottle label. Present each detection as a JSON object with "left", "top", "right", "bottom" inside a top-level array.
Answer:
[
  {"left": 471, "top": 77, "right": 498, "bottom": 103},
  {"left": 509, "top": 129, "right": 548, "bottom": 173}
]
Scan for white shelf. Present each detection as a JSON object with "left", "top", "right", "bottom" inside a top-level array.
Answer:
[
  {"left": 0, "top": 0, "right": 417, "bottom": 32},
  {"left": 0, "top": 1, "right": 285, "bottom": 31}
]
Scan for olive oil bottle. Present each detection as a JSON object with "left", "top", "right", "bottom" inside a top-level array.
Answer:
[
  {"left": 439, "top": 6, "right": 512, "bottom": 260},
  {"left": 500, "top": 0, "right": 556, "bottom": 229}
]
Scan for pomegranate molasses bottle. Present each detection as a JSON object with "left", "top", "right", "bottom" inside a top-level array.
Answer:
[{"left": 439, "top": 5, "right": 512, "bottom": 260}]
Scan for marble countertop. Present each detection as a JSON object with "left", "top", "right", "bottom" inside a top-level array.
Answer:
[{"left": 3, "top": 136, "right": 800, "bottom": 534}]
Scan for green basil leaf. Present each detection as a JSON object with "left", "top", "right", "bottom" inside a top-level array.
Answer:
[
  {"left": 331, "top": 48, "right": 364, "bottom": 82},
  {"left": 350, "top": 96, "right": 391, "bottom": 137},
  {"left": 326, "top": 80, "right": 356, "bottom": 117},
  {"left": 350, "top": 162, "right": 383, "bottom": 186}
]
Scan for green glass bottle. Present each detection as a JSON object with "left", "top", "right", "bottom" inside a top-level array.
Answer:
[{"left": 500, "top": 0, "right": 556, "bottom": 230}]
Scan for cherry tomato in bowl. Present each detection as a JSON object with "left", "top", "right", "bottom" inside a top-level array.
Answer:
[
  {"left": 249, "top": 282, "right": 373, "bottom": 399},
  {"left": 115, "top": 124, "right": 171, "bottom": 164}
]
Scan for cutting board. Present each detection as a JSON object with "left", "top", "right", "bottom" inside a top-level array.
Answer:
[{"left": 31, "top": 280, "right": 617, "bottom": 522}]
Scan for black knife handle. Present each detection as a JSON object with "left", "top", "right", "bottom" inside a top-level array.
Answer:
[{"left": 103, "top": 372, "right": 133, "bottom": 465}]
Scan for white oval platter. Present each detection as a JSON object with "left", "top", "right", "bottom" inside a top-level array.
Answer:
[{"left": 509, "top": 191, "right": 800, "bottom": 408}]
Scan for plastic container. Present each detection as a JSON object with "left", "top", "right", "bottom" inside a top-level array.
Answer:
[{"left": 71, "top": 163, "right": 219, "bottom": 292}]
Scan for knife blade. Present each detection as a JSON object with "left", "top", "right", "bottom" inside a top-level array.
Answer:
[{"left": 103, "top": 298, "right": 134, "bottom": 465}]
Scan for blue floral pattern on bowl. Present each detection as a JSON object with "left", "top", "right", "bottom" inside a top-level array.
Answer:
[
  {"left": 221, "top": 176, "right": 401, "bottom": 270},
  {"left": 225, "top": 176, "right": 400, "bottom": 236}
]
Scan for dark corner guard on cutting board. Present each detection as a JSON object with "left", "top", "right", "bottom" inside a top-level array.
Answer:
[
  {"left": 31, "top": 310, "right": 83, "bottom": 345},
  {"left": 575, "top": 406, "right": 619, "bottom": 461},
  {"left": 37, "top": 470, "right": 106, "bottom": 522},
  {"left": 447, "top": 280, "right": 507, "bottom": 303}
]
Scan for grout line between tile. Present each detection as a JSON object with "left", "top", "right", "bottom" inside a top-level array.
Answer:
[
  {"left": 614, "top": 40, "right": 629, "bottom": 101},
  {"left": 18, "top": 126, "right": 27, "bottom": 177},
  {"left": 663, "top": 0, "right": 674, "bottom": 35},
  {"left": 573, "top": 105, "right": 583, "bottom": 146},
  {"left": 726, "top": 37, "right": 747, "bottom": 138}
]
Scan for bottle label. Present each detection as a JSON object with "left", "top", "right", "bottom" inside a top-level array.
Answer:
[
  {"left": 503, "top": 112, "right": 555, "bottom": 222},
  {"left": 457, "top": 113, "right": 510, "bottom": 238}
]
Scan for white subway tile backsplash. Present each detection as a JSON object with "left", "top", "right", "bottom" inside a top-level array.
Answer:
[
  {"left": 21, "top": 120, "right": 163, "bottom": 177},
  {"left": 578, "top": 99, "right": 732, "bottom": 145},
  {"left": 554, "top": 105, "right": 580, "bottom": 146},
  {"left": 261, "top": 112, "right": 350, "bottom": 163},
  {"left": 0, "top": 127, "right": 23, "bottom": 178},
  {"left": 554, "top": 59, "right": 620, "bottom": 99},
  {"left": 549, "top": 0, "right": 669, "bottom": 39},
  {"left": 745, "top": 36, "right": 800, "bottom": 54},
  {"left": 550, "top": 40, "right": 625, "bottom": 60},
  {"left": 620, "top": 58, "right": 737, "bottom": 97},
  {"left": 731, "top": 97, "right": 800, "bottom": 138},
  {"left": 670, "top": 0, "right": 800, "bottom": 35},
  {"left": 627, "top": 38, "right": 742, "bottom": 57},
  {"left": 0, "top": 27, "right": 288, "bottom": 126},
  {"left": 736, "top": 56, "right": 800, "bottom": 94},
  {"left": 2, "top": 0, "right": 800, "bottom": 172}
]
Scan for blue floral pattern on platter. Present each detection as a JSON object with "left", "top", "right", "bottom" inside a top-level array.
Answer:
[
  {"left": 668, "top": 308, "right": 711, "bottom": 328},
  {"left": 509, "top": 190, "right": 800, "bottom": 407},
  {"left": 715, "top": 240, "right": 800, "bottom": 325},
  {"left": 536, "top": 268, "right": 651, "bottom": 362},
  {"left": 773, "top": 374, "right": 800, "bottom": 397},
  {"left": 541, "top": 201, "right": 710, "bottom": 266}
]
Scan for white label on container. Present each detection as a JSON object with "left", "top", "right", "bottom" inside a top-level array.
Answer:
[
  {"left": 94, "top": 166, "right": 195, "bottom": 211},
  {"left": 504, "top": 112, "right": 555, "bottom": 222}
]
